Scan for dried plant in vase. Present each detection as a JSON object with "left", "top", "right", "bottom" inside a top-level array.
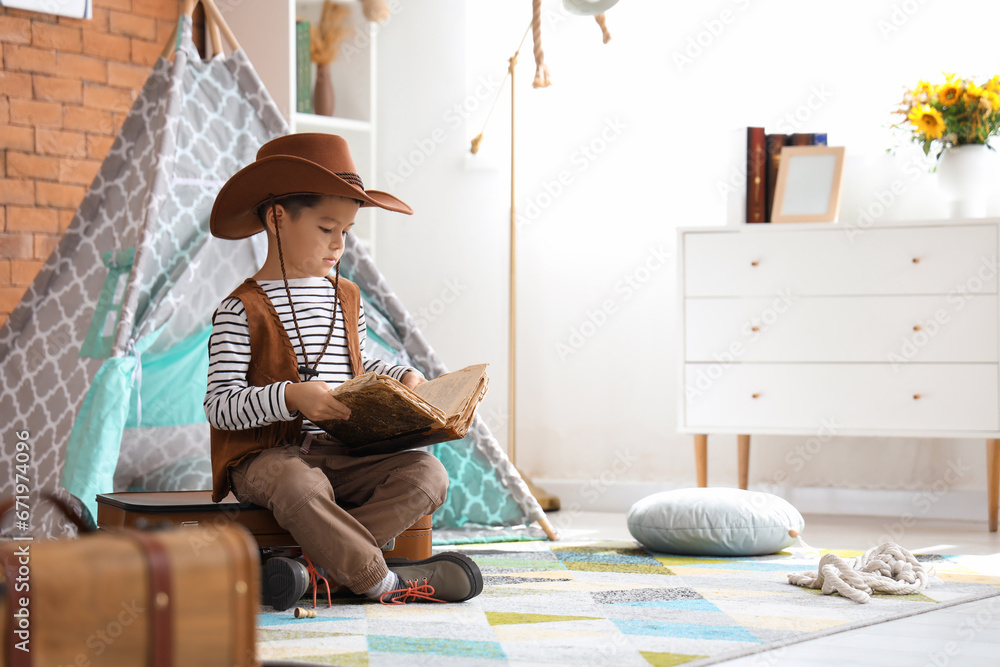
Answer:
[{"left": 311, "top": 1, "right": 352, "bottom": 117}]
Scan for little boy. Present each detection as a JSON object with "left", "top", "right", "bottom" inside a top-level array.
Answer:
[{"left": 204, "top": 133, "right": 482, "bottom": 609}]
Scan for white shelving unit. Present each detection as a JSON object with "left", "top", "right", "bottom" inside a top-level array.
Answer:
[{"left": 221, "top": 0, "right": 378, "bottom": 257}]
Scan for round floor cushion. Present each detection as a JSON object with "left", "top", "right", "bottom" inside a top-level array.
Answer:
[{"left": 627, "top": 487, "right": 805, "bottom": 557}]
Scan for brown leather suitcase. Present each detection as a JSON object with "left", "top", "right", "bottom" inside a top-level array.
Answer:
[
  {"left": 1, "top": 505, "right": 259, "bottom": 667},
  {"left": 97, "top": 491, "right": 433, "bottom": 560},
  {"left": 97, "top": 490, "right": 296, "bottom": 548},
  {"left": 382, "top": 513, "right": 432, "bottom": 561}
]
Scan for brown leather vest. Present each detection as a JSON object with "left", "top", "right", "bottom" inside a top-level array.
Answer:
[{"left": 210, "top": 276, "right": 365, "bottom": 502}]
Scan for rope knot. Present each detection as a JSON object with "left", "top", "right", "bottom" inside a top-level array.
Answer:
[{"left": 788, "top": 542, "right": 931, "bottom": 604}]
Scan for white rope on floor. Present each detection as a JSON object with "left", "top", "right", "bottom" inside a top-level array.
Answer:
[{"left": 788, "top": 542, "right": 931, "bottom": 604}]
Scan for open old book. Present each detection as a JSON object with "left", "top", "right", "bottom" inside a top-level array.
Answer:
[{"left": 314, "top": 363, "right": 489, "bottom": 456}]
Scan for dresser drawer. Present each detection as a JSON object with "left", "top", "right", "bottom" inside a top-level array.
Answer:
[
  {"left": 683, "top": 363, "right": 999, "bottom": 432},
  {"left": 683, "top": 225, "right": 998, "bottom": 297},
  {"left": 685, "top": 295, "right": 999, "bottom": 363}
]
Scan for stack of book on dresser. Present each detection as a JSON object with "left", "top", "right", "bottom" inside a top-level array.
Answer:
[{"left": 745, "top": 128, "right": 828, "bottom": 223}]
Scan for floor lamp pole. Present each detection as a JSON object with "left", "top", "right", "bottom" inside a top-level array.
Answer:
[
  {"left": 508, "top": 52, "right": 518, "bottom": 468},
  {"left": 507, "top": 53, "right": 561, "bottom": 530}
]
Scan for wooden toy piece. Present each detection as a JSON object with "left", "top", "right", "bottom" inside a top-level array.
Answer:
[{"left": 294, "top": 607, "right": 317, "bottom": 619}]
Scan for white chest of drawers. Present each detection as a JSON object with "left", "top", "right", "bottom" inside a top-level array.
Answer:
[{"left": 678, "top": 220, "right": 1000, "bottom": 530}]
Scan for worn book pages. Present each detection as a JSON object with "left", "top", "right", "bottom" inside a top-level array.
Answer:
[{"left": 314, "top": 363, "right": 489, "bottom": 456}]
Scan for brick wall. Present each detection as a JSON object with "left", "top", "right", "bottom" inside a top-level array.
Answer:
[{"left": 0, "top": 0, "right": 181, "bottom": 330}]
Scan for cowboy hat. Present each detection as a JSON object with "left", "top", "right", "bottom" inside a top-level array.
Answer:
[{"left": 210, "top": 133, "right": 412, "bottom": 239}]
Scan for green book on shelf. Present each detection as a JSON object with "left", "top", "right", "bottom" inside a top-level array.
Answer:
[{"left": 295, "top": 19, "right": 312, "bottom": 114}]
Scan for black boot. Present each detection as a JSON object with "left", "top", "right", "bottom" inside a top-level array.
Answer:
[{"left": 261, "top": 556, "right": 310, "bottom": 611}]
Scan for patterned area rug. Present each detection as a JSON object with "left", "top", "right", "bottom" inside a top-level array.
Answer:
[{"left": 256, "top": 540, "right": 1000, "bottom": 666}]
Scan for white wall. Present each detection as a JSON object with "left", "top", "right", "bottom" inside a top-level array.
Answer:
[{"left": 373, "top": 0, "right": 1000, "bottom": 520}]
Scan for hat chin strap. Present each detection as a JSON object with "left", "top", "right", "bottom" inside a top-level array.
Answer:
[{"left": 269, "top": 193, "right": 340, "bottom": 381}]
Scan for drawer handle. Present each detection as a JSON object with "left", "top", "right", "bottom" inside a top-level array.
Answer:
[
  {"left": 752, "top": 393, "right": 761, "bottom": 399},
  {"left": 751, "top": 326, "right": 760, "bottom": 332},
  {"left": 913, "top": 325, "right": 921, "bottom": 331},
  {"left": 750, "top": 260, "right": 759, "bottom": 267},
  {"left": 912, "top": 257, "right": 921, "bottom": 264},
  {"left": 913, "top": 393, "right": 922, "bottom": 400}
]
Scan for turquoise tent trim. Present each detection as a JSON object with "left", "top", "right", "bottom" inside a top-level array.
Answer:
[
  {"left": 124, "top": 324, "right": 211, "bottom": 429},
  {"left": 62, "top": 324, "right": 209, "bottom": 523},
  {"left": 61, "top": 328, "right": 161, "bottom": 524},
  {"left": 80, "top": 247, "right": 136, "bottom": 359}
]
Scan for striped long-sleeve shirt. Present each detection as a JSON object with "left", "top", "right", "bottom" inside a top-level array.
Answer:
[{"left": 204, "top": 276, "right": 416, "bottom": 435}]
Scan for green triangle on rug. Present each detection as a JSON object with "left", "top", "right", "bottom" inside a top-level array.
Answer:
[
  {"left": 641, "top": 651, "right": 709, "bottom": 666},
  {"left": 486, "top": 612, "right": 602, "bottom": 625}
]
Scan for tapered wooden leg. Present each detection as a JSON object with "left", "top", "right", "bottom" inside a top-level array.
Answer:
[
  {"left": 695, "top": 434, "right": 708, "bottom": 487},
  {"left": 537, "top": 516, "right": 559, "bottom": 541},
  {"left": 738, "top": 434, "right": 750, "bottom": 490},
  {"left": 988, "top": 439, "right": 999, "bottom": 532}
]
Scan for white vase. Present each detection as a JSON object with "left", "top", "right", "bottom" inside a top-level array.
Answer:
[{"left": 936, "top": 144, "right": 995, "bottom": 218}]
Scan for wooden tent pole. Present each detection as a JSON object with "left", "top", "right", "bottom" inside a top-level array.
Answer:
[
  {"left": 200, "top": 0, "right": 241, "bottom": 53},
  {"left": 207, "top": 9, "right": 223, "bottom": 57},
  {"left": 161, "top": 0, "right": 240, "bottom": 61},
  {"left": 161, "top": 0, "right": 195, "bottom": 60}
]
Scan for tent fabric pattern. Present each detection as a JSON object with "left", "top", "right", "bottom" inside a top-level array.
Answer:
[
  {"left": 0, "top": 18, "right": 276, "bottom": 535},
  {"left": 0, "top": 17, "right": 544, "bottom": 538}
]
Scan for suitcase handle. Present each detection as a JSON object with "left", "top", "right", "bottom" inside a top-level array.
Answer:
[{"left": 0, "top": 493, "right": 94, "bottom": 536}]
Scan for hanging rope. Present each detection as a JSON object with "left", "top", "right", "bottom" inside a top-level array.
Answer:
[
  {"left": 787, "top": 542, "right": 931, "bottom": 604},
  {"left": 470, "top": 23, "right": 532, "bottom": 154},
  {"left": 595, "top": 13, "right": 611, "bottom": 43},
  {"left": 531, "top": 0, "right": 551, "bottom": 89}
]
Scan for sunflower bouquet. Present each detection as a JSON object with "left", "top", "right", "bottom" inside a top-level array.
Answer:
[{"left": 894, "top": 73, "right": 1000, "bottom": 157}]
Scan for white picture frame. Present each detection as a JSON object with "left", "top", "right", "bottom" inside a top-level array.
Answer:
[
  {"left": 1, "top": 0, "right": 92, "bottom": 20},
  {"left": 771, "top": 145, "right": 846, "bottom": 223}
]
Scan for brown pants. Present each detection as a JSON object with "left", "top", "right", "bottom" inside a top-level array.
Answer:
[{"left": 229, "top": 443, "right": 448, "bottom": 594}]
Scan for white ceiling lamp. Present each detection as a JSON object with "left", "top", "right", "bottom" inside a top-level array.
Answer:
[{"left": 563, "top": 0, "right": 619, "bottom": 16}]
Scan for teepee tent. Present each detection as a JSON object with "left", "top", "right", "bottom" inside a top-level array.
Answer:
[{"left": 0, "top": 8, "right": 550, "bottom": 542}]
